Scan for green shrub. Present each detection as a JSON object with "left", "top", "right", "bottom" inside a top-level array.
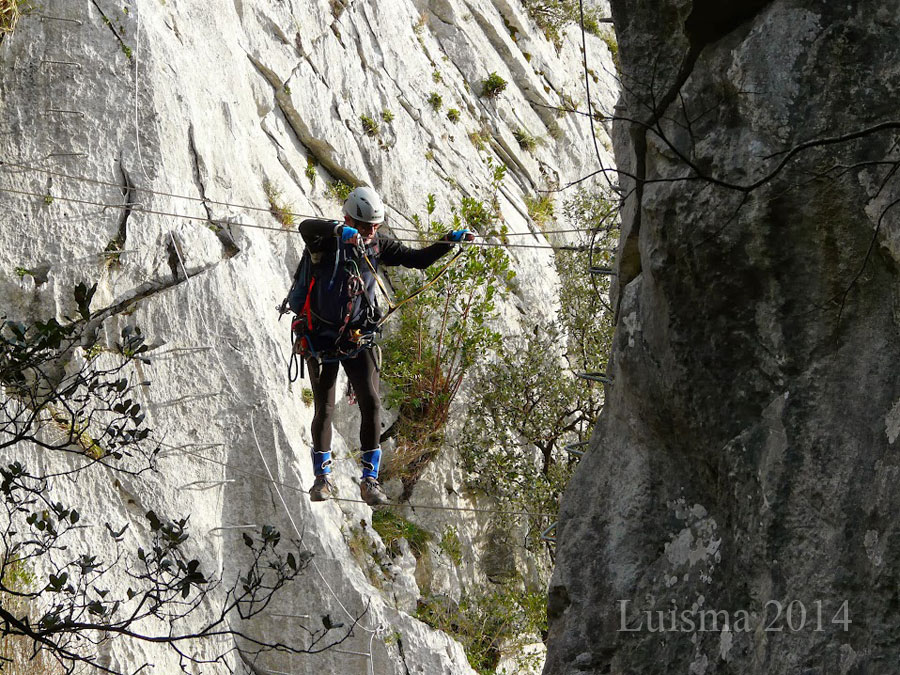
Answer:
[
  {"left": 325, "top": 179, "right": 353, "bottom": 203},
  {"left": 560, "top": 92, "right": 579, "bottom": 116},
  {"left": 305, "top": 158, "right": 317, "bottom": 183},
  {"left": 427, "top": 91, "right": 443, "bottom": 111},
  {"left": 521, "top": 0, "right": 604, "bottom": 48},
  {"left": 439, "top": 526, "right": 463, "bottom": 566},
  {"left": 512, "top": 127, "right": 540, "bottom": 152},
  {"left": 413, "top": 12, "right": 427, "bottom": 35},
  {"left": 416, "top": 584, "right": 547, "bottom": 674},
  {"left": 263, "top": 180, "right": 295, "bottom": 228},
  {"left": 343, "top": 524, "right": 387, "bottom": 587},
  {"left": 360, "top": 113, "right": 380, "bottom": 137},
  {"left": 480, "top": 72, "right": 507, "bottom": 98},
  {"left": 600, "top": 29, "right": 620, "bottom": 72},
  {"left": 524, "top": 193, "right": 554, "bottom": 229},
  {"left": 582, "top": 12, "right": 601, "bottom": 35},
  {"left": 469, "top": 126, "right": 492, "bottom": 152},
  {"left": 380, "top": 187, "right": 514, "bottom": 494},
  {"left": 104, "top": 229, "right": 126, "bottom": 270},
  {"left": 0, "top": 557, "right": 63, "bottom": 674},
  {"left": 459, "top": 328, "right": 588, "bottom": 545},
  {"left": 447, "top": 108, "right": 461, "bottom": 123},
  {"left": 372, "top": 510, "right": 431, "bottom": 558},
  {"left": 381, "top": 109, "right": 395, "bottom": 123},
  {"left": 459, "top": 188, "right": 618, "bottom": 548}
]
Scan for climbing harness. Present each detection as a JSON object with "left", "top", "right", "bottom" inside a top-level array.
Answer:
[{"left": 281, "top": 231, "right": 469, "bottom": 384}]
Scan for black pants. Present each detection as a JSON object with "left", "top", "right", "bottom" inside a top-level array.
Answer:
[{"left": 306, "top": 348, "right": 381, "bottom": 453}]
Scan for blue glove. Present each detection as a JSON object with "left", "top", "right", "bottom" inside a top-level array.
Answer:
[
  {"left": 341, "top": 226, "right": 359, "bottom": 242},
  {"left": 447, "top": 229, "right": 473, "bottom": 242}
]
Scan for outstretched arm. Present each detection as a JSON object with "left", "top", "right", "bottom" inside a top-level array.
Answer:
[{"left": 379, "top": 230, "right": 473, "bottom": 269}]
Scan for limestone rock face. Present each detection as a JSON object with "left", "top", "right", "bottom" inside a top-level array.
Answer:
[
  {"left": 546, "top": 2, "right": 900, "bottom": 674},
  {"left": 0, "top": 1, "right": 616, "bottom": 673}
]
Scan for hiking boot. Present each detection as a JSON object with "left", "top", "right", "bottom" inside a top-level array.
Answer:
[
  {"left": 359, "top": 477, "right": 389, "bottom": 506},
  {"left": 309, "top": 475, "right": 335, "bottom": 502}
]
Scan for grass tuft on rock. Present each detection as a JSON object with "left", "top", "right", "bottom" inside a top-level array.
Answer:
[
  {"left": 372, "top": 509, "right": 431, "bottom": 558},
  {"left": 0, "top": 0, "right": 32, "bottom": 35}
]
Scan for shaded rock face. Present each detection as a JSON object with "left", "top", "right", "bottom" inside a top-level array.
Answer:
[
  {"left": 0, "top": 1, "right": 617, "bottom": 673},
  {"left": 546, "top": 2, "right": 900, "bottom": 675}
]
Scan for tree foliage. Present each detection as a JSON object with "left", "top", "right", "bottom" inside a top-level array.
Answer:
[
  {"left": 417, "top": 583, "right": 546, "bottom": 675},
  {"left": 459, "top": 188, "right": 618, "bottom": 550},
  {"left": 380, "top": 173, "right": 515, "bottom": 494},
  {"left": 521, "top": 0, "right": 604, "bottom": 48},
  {"left": 0, "top": 286, "right": 352, "bottom": 673},
  {"left": 0, "top": 282, "right": 152, "bottom": 467}
]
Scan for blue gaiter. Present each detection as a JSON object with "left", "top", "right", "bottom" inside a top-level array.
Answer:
[
  {"left": 311, "top": 448, "right": 332, "bottom": 476},
  {"left": 361, "top": 448, "right": 381, "bottom": 480}
]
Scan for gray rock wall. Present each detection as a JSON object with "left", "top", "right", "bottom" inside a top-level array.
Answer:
[
  {"left": 546, "top": 2, "right": 900, "bottom": 674},
  {"left": 0, "top": 1, "right": 616, "bottom": 673}
]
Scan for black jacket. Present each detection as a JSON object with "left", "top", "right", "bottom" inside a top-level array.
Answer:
[{"left": 298, "top": 218, "right": 455, "bottom": 338}]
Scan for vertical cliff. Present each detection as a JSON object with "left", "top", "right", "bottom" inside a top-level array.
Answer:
[
  {"left": 0, "top": 0, "right": 617, "bottom": 673},
  {"left": 546, "top": 1, "right": 900, "bottom": 674}
]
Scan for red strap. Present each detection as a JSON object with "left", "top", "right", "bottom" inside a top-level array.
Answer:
[{"left": 302, "top": 277, "right": 316, "bottom": 331}]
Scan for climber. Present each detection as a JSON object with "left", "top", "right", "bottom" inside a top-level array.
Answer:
[{"left": 291, "top": 186, "right": 474, "bottom": 506}]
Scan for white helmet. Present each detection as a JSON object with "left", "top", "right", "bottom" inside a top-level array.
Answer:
[{"left": 343, "top": 186, "right": 385, "bottom": 224}]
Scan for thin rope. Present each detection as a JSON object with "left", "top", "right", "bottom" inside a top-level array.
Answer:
[
  {"left": 168, "top": 222, "right": 380, "bottom": 662},
  {"left": 0, "top": 161, "right": 600, "bottom": 237},
  {"left": 327, "top": 495, "right": 556, "bottom": 518},
  {"left": 0, "top": 160, "right": 293, "bottom": 218},
  {"left": 159, "top": 443, "right": 558, "bottom": 519},
  {"left": 248, "top": 413, "right": 376, "bottom": 639},
  {"left": 578, "top": 0, "right": 616, "bottom": 193},
  {"left": 367, "top": 629, "right": 379, "bottom": 675},
  {"left": 0, "top": 185, "right": 587, "bottom": 250}
]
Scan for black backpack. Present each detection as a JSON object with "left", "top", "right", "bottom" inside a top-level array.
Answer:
[
  {"left": 282, "top": 243, "right": 381, "bottom": 381},
  {"left": 306, "top": 242, "right": 382, "bottom": 341}
]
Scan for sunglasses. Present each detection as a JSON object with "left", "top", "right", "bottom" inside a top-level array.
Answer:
[{"left": 356, "top": 220, "right": 383, "bottom": 234}]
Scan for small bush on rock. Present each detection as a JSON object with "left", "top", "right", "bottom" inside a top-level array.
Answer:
[
  {"left": 416, "top": 583, "right": 546, "bottom": 674},
  {"left": 372, "top": 510, "right": 431, "bottom": 558},
  {"left": 512, "top": 127, "right": 540, "bottom": 152},
  {"left": 325, "top": 179, "right": 353, "bottom": 203},
  {"left": 263, "top": 180, "right": 295, "bottom": 228},
  {"left": 522, "top": 0, "right": 605, "bottom": 48},
  {"left": 360, "top": 113, "right": 380, "bottom": 137},
  {"left": 480, "top": 72, "right": 507, "bottom": 98}
]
